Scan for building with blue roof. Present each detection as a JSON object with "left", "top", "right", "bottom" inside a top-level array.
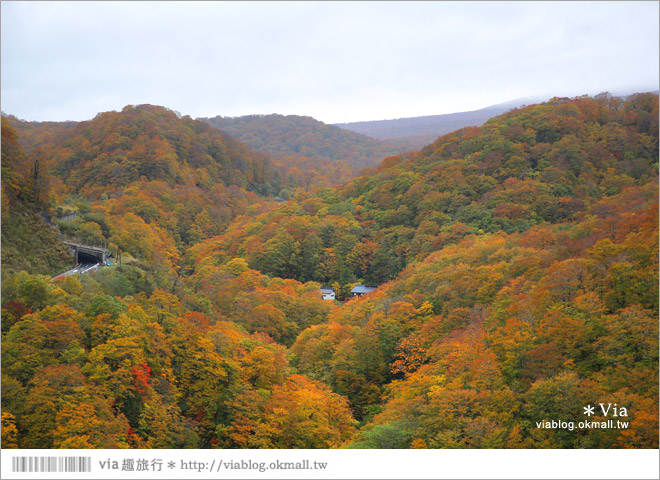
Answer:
[{"left": 351, "top": 285, "right": 377, "bottom": 297}]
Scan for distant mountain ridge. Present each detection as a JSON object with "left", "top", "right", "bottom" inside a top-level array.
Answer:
[
  {"left": 334, "top": 97, "right": 548, "bottom": 146},
  {"left": 335, "top": 91, "right": 659, "bottom": 146}
]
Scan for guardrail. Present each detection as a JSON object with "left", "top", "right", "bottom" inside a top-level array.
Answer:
[{"left": 51, "top": 263, "right": 81, "bottom": 280}]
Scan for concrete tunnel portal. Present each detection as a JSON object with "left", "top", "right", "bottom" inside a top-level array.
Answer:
[
  {"left": 65, "top": 241, "right": 108, "bottom": 265},
  {"left": 77, "top": 249, "right": 104, "bottom": 264}
]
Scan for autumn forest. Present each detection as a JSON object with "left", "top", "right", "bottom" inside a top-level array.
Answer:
[{"left": 1, "top": 93, "right": 658, "bottom": 449}]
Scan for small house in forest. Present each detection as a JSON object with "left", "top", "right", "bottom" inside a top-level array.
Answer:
[
  {"left": 320, "top": 287, "right": 335, "bottom": 300},
  {"left": 351, "top": 285, "right": 377, "bottom": 297}
]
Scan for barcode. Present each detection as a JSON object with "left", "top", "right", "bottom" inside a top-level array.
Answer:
[{"left": 11, "top": 456, "right": 92, "bottom": 473}]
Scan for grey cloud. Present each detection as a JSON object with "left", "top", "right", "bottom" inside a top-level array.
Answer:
[{"left": 2, "top": 1, "right": 658, "bottom": 123}]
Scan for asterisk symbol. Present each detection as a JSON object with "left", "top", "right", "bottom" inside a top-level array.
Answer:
[
  {"left": 168, "top": 461, "right": 176, "bottom": 469},
  {"left": 583, "top": 404, "right": 595, "bottom": 416}
]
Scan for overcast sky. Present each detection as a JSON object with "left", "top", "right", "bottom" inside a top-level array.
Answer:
[{"left": 1, "top": 1, "right": 658, "bottom": 123}]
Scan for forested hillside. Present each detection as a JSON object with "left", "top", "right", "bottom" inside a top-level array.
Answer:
[
  {"left": 191, "top": 94, "right": 659, "bottom": 287},
  {"left": 12, "top": 105, "right": 278, "bottom": 197},
  {"left": 1, "top": 118, "right": 72, "bottom": 275},
  {"left": 188, "top": 93, "right": 660, "bottom": 447},
  {"left": 294, "top": 185, "right": 658, "bottom": 447},
  {"left": 3, "top": 115, "right": 78, "bottom": 153},
  {"left": 199, "top": 114, "right": 413, "bottom": 186},
  {"left": 4, "top": 105, "right": 284, "bottom": 276},
  {"left": 1, "top": 93, "right": 657, "bottom": 449}
]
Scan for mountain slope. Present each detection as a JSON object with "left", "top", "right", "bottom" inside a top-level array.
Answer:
[
  {"left": 1, "top": 117, "right": 72, "bottom": 275},
  {"left": 198, "top": 113, "right": 411, "bottom": 170},
  {"left": 185, "top": 92, "right": 658, "bottom": 446},
  {"left": 190, "top": 93, "right": 659, "bottom": 287},
  {"left": 5, "top": 105, "right": 286, "bottom": 270},
  {"left": 292, "top": 184, "right": 658, "bottom": 445},
  {"left": 2, "top": 93, "right": 657, "bottom": 450},
  {"left": 39, "top": 105, "right": 277, "bottom": 197},
  {"left": 3, "top": 114, "right": 78, "bottom": 153}
]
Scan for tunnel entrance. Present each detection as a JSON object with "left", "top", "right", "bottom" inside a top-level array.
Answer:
[
  {"left": 77, "top": 250, "right": 102, "bottom": 264},
  {"left": 64, "top": 240, "right": 108, "bottom": 266}
]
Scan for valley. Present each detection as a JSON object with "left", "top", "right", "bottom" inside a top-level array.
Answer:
[{"left": 1, "top": 92, "right": 658, "bottom": 449}]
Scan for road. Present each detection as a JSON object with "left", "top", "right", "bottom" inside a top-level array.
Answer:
[{"left": 53, "top": 262, "right": 101, "bottom": 279}]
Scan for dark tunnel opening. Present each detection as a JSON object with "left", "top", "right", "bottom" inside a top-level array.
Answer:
[{"left": 77, "top": 250, "right": 102, "bottom": 265}]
